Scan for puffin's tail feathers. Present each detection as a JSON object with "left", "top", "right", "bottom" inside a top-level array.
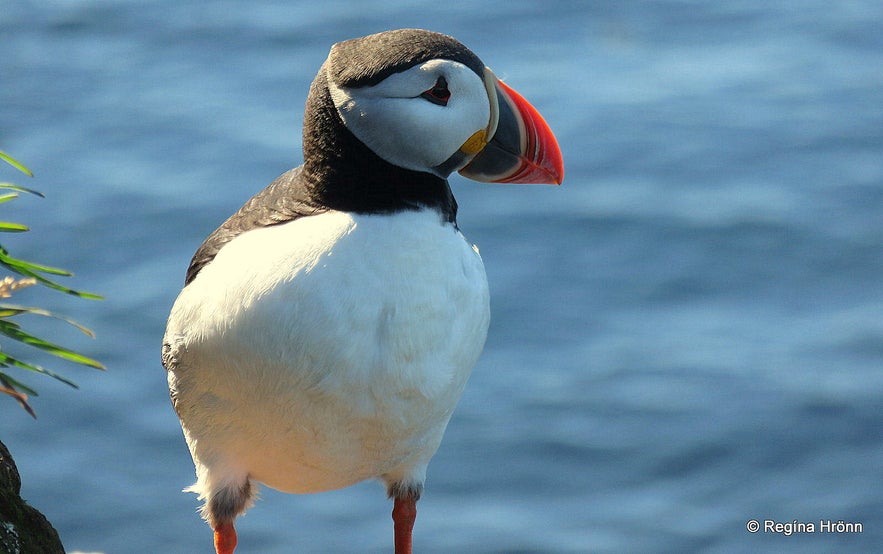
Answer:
[{"left": 185, "top": 470, "right": 256, "bottom": 528}]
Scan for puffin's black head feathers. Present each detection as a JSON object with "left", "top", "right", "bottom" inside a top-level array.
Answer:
[
  {"left": 327, "top": 29, "right": 485, "bottom": 89},
  {"left": 301, "top": 30, "right": 464, "bottom": 222}
]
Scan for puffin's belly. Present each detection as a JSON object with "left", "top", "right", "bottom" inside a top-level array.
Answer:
[{"left": 165, "top": 210, "right": 490, "bottom": 493}]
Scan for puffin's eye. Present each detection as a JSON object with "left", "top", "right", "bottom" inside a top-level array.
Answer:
[{"left": 420, "top": 77, "right": 451, "bottom": 106}]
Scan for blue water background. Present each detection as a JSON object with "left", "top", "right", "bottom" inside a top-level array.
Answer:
[{"left": 2, "top": 2, "right": 882, "bottom": 552}]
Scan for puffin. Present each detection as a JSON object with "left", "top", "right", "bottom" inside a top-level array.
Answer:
[{"left": 162, "top": 28, "right": 563, "bottom": 554}]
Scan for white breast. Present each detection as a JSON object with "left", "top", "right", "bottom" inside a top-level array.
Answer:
[{"left": 165, "top": 209, "right": 490, "bottom": 495}]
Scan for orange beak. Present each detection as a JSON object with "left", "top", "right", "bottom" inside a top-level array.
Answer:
[{"left": 459, "top": 73, "right": 564, "bottom": 185}]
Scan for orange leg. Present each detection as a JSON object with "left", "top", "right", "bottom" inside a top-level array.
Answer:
[
  {"left": 213, "top": 521, "right": 238, "bottom": 554},
  {"left": 392, "top": 495, "right": 417, "bottom": 554}
]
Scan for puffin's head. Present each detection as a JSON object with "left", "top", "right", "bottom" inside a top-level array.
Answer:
[{"left": 322, "top": 29, "right": 564, "bottom": 185}]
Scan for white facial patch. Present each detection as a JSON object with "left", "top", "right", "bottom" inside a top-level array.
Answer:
[{"left": 328, "top": 59, "right": 491, "bottom": 175}]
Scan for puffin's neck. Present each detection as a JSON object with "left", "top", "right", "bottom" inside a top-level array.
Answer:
[{"left": 300, "top": 67, "right": 458, "bottom": 224}]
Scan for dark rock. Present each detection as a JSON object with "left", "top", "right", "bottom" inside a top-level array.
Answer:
[{"left": 0, "top": 439, "right": 65, "bottom": 554}]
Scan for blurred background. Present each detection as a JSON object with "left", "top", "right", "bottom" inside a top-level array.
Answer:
[{"left": 1, "top": 1, "right": 881, "bottom": 552}]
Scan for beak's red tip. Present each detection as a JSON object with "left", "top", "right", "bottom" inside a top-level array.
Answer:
[{"left": 495, "top": 80, "right": 564, "bottom": 185}]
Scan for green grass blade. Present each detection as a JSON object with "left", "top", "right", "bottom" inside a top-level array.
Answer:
[
  {"left": 0, "top": 303, "right": 96, "bottom": 336},
  {"left": 0, "top": 307, "right": 27, "bottom": 318},
  {"left": 0, "top": 248, "right": 73, "bottom": 276},
  {"left": 0, "top": 351, "right": 79, "bottom": 388},
  {"left": 0, "top": 221, "right": 30, "bottom": 232},
  {"left": 0, "top": 182, "right": 44, "bottom": 197},
  {"left": 0, "top": 371, "right": 38, "bottom": 396},
  {"left": 0, "top": 150, "right": 34, "bottom": 177},
  {"left": 0, "top": 248, "right": 103, "bottom": 299},
  {"left": 0, "top": 320, "right": 104, "bottom": 369}
]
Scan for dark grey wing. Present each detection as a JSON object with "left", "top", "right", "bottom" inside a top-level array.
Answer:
[{"left": 184, "top": 166, "right": 327, "bottom": 285}]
